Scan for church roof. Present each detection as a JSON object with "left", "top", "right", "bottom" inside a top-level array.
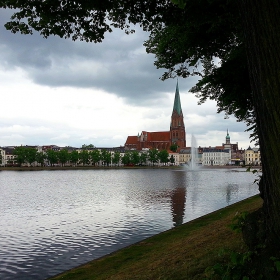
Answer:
[
  {"left": 173, "top": 80, "right": 182, "bottom": 115},
  {"left": 125, "top": 136, "right": 138, "bottom": 145},
  {"left": 146, "top": 131, "right": 170, "bottom": 142}
]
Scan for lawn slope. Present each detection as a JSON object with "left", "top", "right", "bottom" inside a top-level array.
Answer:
[{"left": 50, "top": 195, "right": 262, "bottom": 280}]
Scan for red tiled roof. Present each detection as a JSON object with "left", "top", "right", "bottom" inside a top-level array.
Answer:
[
  {"left": 146, "top": 131, "right": 170, "bottom": 142},
  {"left": 216, "top": 146, "right": 224, "bottom": 149},
  {"left": 125, "top": 136, "right": 138, "bottom": 145}
]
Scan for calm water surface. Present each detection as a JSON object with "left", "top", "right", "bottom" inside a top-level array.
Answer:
[{"left": 0, "top": 168, "right": 259, "bottom": 279}]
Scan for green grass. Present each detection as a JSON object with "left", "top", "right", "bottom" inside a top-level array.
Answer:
[{"left": 49, "top": 195, "right": 262, "bottom": 280}]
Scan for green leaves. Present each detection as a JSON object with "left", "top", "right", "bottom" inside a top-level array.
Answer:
[
  {"left": 57, "top": 149, "right": 69, "bottom": 166},
  {"left": 170, "top": 143, "right": 178, "bottom": 152},
  {"left": 230, "top": 211, "right": 248, "bottom": 233},
  {"left": 171, "top": 0, "right": 186, "bottom": 9},
  {"left": 158, "top": 149, "right": 169, "bottom": 165},
  {"left": 205, "top": 248, "right": 262, "bottom": 280},
  {"left": 46, "top": 149, "right": 58, "bottom": 166},
  {"left": 148, "top": 149, "right": 159, "bottom": 165},
  {"left": 271, "top": 257, "right": 280, "bottom": 273}
]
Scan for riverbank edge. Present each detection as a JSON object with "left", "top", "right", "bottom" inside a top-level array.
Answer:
[
  {"left": 49, "top": 195, "right": 262, "bottom": 280},
  {"left": 0, "top": 165, "right": 260, "bottom": 171}
]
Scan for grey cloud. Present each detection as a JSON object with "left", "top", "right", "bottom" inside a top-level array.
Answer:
[
  {"left": 0, "top": 9, "right": 196, "bottom": 106},
  {"left": 0, "top": 9, "right": 252, "bottom": 148}
]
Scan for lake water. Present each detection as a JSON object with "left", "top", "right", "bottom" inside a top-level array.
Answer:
[{"left": 0, "top": 168, "right": 259, "bottom": 280}]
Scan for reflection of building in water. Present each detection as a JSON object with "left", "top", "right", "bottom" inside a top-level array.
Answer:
[
  {"left": 123, "top": 170, "right": 187, "bottom": 227},
  {"left": 171, "top": 187, "right": 186, "bottom": 226},
  {"left": 170, "top": 170, "right": 187, "bottom": 226},
  {"left": 226, "top": 183, "right": 239, "bottom": 204}
]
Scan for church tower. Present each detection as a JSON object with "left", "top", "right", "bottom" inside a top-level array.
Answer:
[
  {"left": 170, "top": 81, "right": 186, "bottom": 149},
  {"left": 223, "top": 129, "right": 232, "bottom": 151},
  {"left": 226, "top": 129, "right": 230, "bottom": 144}
]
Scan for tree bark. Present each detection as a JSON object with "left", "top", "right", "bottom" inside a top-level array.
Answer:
[{"left": 240, "top": 0, "right": 280, "bottom": 251}]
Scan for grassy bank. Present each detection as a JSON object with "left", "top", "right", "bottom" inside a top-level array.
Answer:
[{"left": 50, "top": 195, "right": 262, "bottom": 280}]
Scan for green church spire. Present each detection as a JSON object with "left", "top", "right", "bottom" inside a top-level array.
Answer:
[
  {"left": 226, "top": 129, "right": 230, "bottom": 139},
  {"left": 173, "top": 80, "right": 182, "bottom": 115}
]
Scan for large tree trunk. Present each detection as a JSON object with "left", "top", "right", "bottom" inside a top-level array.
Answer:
[{"left": 240, "top": 0, "right": 280, "bottom": 252}]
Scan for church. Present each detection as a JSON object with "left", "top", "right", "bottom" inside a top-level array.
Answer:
[{"left": 124, "top": 82, "right": 186, "bottom": 151}]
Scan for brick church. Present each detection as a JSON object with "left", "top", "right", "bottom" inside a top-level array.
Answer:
[{"left": 124, "top": 82, "right": 186, "bottom": 151}]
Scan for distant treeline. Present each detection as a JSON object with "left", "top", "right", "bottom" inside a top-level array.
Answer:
[{"left": 7, "top": 147, "right": 175, "bottom": 167}]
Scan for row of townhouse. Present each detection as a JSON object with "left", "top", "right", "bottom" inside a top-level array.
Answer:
[
  {"left": 0, "top": 144, "right": 261, "bottom": 167},
  {"left": 0, "top": 146, "right": 18, "bottom": 166},
  {"left": 171, "top": 147, "right": 231, "bottom": 166},
  {"left": 169, "top": 145, "right": 260, "bottom": 166}
]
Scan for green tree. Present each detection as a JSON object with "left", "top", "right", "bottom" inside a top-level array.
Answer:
[
  {"left": 101, "top": 150, "right": 111, "bottom": 167},
  {"left": 81, "top": 144, "right": 95, "bottom": 149},
  {"left": 90, "top": 149, "right": 101, "bottom": 166},
  {"left": 25, "top": 147, "right": 37, "bottom": 166},
  {"left": 139, "top": 152, "right": 148, "bottom": 165},
  {"left": 46, "top": 149, "right": 58, "bottom": 166},
  {"left": 239, "top": 1, "right": 280, "bottom": 258},
  {"left": 57, "top": 149, "right": 69, "bottom": 166},
  {"left": 158, "top": 149, "right": 169, "bottom": 166},
  {"left": 13, "top": 146, "right": 26, "bottom": 166},
  {"left": 170, "top": 143, "right": 179, "bottom": 153},
  {"left": 79, "top": 150, "right": 90, "bottom": 166},
  {"left": 148, "top": 149, "right": 159, "bottom": 166},
  {"left": 121, "top": 152, "right": 132, "bottom": 166},
  {"left": 69, "top": 150, "right": 79, "bottom": 166},
  {"left": 36, "top": 152, "right": 46, "bottom": 167},
  {"left": 112, "top": 151, "right": 121, "bottom": 166},
  {"left": 170, "top": 155, "right": 175, "bottom": 165},
  {"left": 131, "top": 151, "right": 140, "bottom": 165}
]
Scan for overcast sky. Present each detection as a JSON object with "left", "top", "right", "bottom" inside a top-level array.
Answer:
[{"left": 0, "top": 9, "right": 254, "bottom": 150}]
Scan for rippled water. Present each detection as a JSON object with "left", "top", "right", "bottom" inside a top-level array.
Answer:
[{"left": 0, "top": 168, "right": 259, "bottom": 279}]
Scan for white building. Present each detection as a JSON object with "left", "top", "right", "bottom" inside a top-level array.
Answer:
[
  {"left": 179, "top": 147, "right": 202, "bottom": 166},
  {"left": 0, "top": 148, "right": 5, "bottom": 166},
  {"left": 202, "top": 148, "right": 231, "bottom": 166},
  {"left": 168, "top": 152, "right": 180, "bottom": 166}
]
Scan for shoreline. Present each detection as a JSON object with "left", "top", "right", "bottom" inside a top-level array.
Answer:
[
  {"left": 49, "top": 195, "right": 262, "bottom": 280},
  {"left": 0, "top": 165, "right": 261, "bottom": 171}
]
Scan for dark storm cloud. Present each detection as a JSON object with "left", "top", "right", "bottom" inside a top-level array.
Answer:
[{"left": 0, "top": 8, "right": 195, "bottom": 105}]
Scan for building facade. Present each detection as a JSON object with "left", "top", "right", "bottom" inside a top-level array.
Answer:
[
  {"left": 202, "top": 148, "right": 231, "bottom": 166},
  {"left": 245, "top": 146, "right": 261, "bottom": 165}
]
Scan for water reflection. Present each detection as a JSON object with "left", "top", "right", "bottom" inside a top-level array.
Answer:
[
  {"left": 171, "top": 187, "right": 186, "bottom": 226},
  {"left": 170, "top": 170, "right": 187, "bottom": 226},
  {"left": 226, "top": 183, "right": 239, "bottom": 205},
  {"left": 0, "top": 168, "right": 258, "bottom": 280}
]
